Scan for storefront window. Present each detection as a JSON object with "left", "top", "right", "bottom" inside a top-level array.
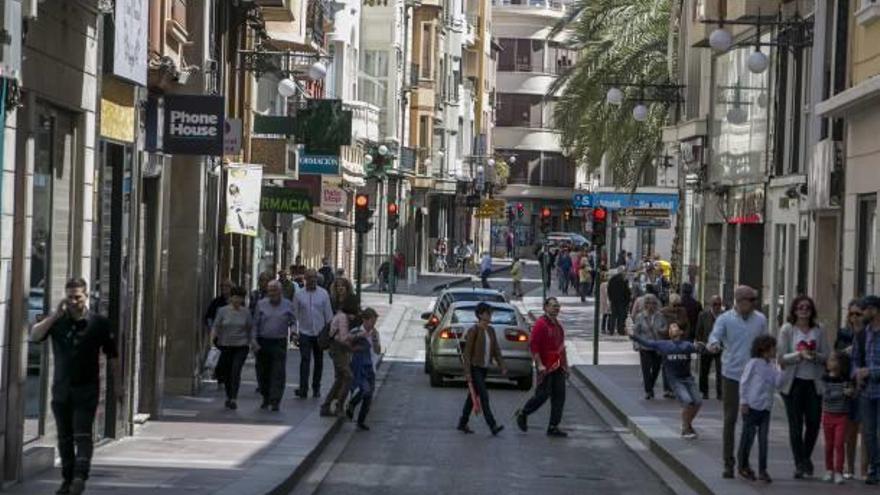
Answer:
[
  {"left": 857, "top": 194, "right": 877, "bottom": 297},
  {"left": 24, "top": 114, "right": 55, "bottom": 443}
]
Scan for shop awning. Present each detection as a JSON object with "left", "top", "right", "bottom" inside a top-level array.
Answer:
[{"left": 306, "top": 210, "right": 353, "bottom": 229}]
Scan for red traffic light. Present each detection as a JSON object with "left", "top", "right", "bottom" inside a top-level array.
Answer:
[
  {"left": 541, "top": 207, "right": 551, "bottom": 218},
  {"left": 592, "top": 207, "right": 607, "bottom": 222},
  {"left": 355, "top": 194, "right": 369, "bottom": 209},
  {"left": 388, "top": 203, "right": 399, "bottom": 215},
  {"left": 516, "top": 202, "right": 524, "bottom": 211}
]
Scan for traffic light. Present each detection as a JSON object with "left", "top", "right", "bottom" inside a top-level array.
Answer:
[
  {"left": 540, "top": 207, "right": 551, "bottom": 234},
  {"left": 517, "top": 202, "right": 524, "bottom": 218},
  {"left": 591, "top": 207, "right": 607, "bottom": 247},
  {"left": 355, "top": 194, "right": 374, "bottom": 234},
  {"left": 387, "top": 202, "right": 399, "bottom": 230}
]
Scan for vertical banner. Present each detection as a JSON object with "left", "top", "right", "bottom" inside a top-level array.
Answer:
[{"left": 225, "top": 164, "right": 263, "bottom": 236}]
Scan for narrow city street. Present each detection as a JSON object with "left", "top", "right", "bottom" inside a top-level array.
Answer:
[{"left": 293, "top": 290, "right": 673, "bottom": 495}]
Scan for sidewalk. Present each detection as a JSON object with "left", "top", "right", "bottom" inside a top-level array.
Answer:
[
  {"left": 574, "top": 364, "right": 869, "bottom": 495},
  {"left": 8, "top": 296, "right": 406, "bottom": 495}
]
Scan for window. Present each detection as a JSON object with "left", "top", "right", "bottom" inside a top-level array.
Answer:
[
  {"left": 421, "top": 23, "right": 434, "bottom": 79},
  {"left": 496, "top": 93, "right": 542, "bottom": 127},
  {"left": 497, "top": 38, "right": 545, "bottom": 72},
  {"left": 451, "top": 308, "right": 518, "bottom": 326},
  {"left": 857, "top": 194, "right": 877, "bottom": 297},
  {"left": 504, "top": 149, "right": 573, "bottom": 187},
  {"left": 359, "top": 50, "right": 389, "bottom": 108}
]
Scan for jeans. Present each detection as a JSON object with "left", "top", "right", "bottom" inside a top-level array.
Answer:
[
  {"left": 460, "top": 366, "right": 497, "bottom": 429},
  {"left": 638, "top": 350, "right": 662, "bottom": 395},
  {"left": 610, "top": 304, "right": 627, "bottom": 335},
  {"left": 299, "top": 335, "right": 324, "bottom": 395},
  {"left": 722, "top": 377, "right": 741, "bottom": 469},
  {"left": 738, "top": 408, "right": 771, "bottom": 472},
  {"left": 257, "top": 338, "right": 287, "bottom": 403},
  {"left": 579, "top": 282, "right": 589, "bottom": 302},
  {"left": 782, "top": 378, "right": 822, "bottom": 471},
  {"left": 601, "top": 314, "right": 610, "bottom": 334},
  {"left": 669, "top": 376, "right": 702, "bottom": 407},
  {"left": 522, "top": 368, "right": 566, "bottom": 428},
  {"left": 481, "top": 269, "right": 491, "bottom": 289},
  {"left": 349, "top": 368, "right": 376, "bottom": 424},
  {"left": 862, "top": 396, "right": 880, "bottom": 477},
  {"left": 699, "top": 353, "right": 723, "bottom": 399},
  {"left": 220, "top": 346, "right": 249, "bottom": 400},
  {"left": 824, "top": 412, "right": 848, "bottom": 473},
  {"left": 51, "top": 385, "right": 99, "bottom": 481},
  {"left": 323, "top": 347, "right": 352, "bottom": 411}
]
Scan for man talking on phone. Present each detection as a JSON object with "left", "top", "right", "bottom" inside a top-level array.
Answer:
[{"left": 30, "top": 278, "right": 121, "bottom": 495}]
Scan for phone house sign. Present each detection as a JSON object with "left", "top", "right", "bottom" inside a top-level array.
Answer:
[{"left": 162, "top": 94, "right": 225, "bottom": 155}]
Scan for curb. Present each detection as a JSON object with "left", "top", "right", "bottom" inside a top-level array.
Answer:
[
  {"left": 570, "top": 366, "right": 759, "bottom": 495},
  {"left": 262, "top": 302, "right": 410, "bottom": 495}
]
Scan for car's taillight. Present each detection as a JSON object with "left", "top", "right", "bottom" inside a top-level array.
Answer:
[
  {"left": 428, "top": 316, "right": 439, "bottom": 327},
  {"left": 438, "top": 328, "right": 456, "bottom": 339},
  {"left": 505, "top": 329, "right": 529, "bottom": 342}
]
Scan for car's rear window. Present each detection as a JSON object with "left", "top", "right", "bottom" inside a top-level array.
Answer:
[
  {"left": 450, "top": 293, "right": 505, "bottom": 303},
  {"left": 451, "top": 308, "right": 518, "bottom": 326}
]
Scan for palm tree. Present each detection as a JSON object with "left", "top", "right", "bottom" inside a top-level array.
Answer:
[{"left": 550, "top": 0, "right": 674, "bottom": 189}]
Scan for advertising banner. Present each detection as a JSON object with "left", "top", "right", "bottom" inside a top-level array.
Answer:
[
  {"left": 225, "top": 164, "right": 263, "bottom": 236},
  {"left": 112, "top": 0, "right": 148, "bottom": 86},
  {"left": 261, "top": 187, "right": 314, "bottom": 215}
]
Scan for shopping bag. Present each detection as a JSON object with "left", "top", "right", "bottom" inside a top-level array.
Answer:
[{"left": 204, "top": 346, "right": 221, "bottom": 372}]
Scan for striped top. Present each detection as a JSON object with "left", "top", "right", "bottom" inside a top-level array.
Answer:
[{"left": 822, "top": 375, "right": 851, "bottom": 414}]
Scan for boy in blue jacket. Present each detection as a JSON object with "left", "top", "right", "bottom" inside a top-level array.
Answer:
[{"left": 631, "top": 323, "right": 706, "bottom": 438}]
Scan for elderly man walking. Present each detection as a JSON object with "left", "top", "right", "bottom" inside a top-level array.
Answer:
[
  {"left": 254, "top": 280, "right": 296, "bottom": 411},
  {"left": 293, "top": 269, "right": 334, "bottom": 398},
  {"left": 708, "top": 285, "right": 768, "bottom": 479}
]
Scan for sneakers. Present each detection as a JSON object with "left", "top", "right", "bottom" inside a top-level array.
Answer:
[
  {"left": 224, "top": 400, "right": 237, "bottom": 410},
  {"left": 457, "top": 423, "right": 474, "bottom": 434},
  {"left": 843, "top": 472, "right": 854, "bottom": 480},
  {"left": 834, "top": 473, "right": 845, "bottom": 484},
  {"left": 515, "top": 410, "right": 528, "bottom": 432},
  {"left": 757, "top": 471, "right": 772, "bottom": 484},
  {"left": 356, "top": 422, "right": 370, "bottom": 431},
  {"left": 490, "top": 425, "right": 504, "bottom": 436},
  {"left": 738, "top": 467, "right": 757, "bottom": 481},
  {"left": 681, "top": 427, "right": 697, "bottom": 440},
  {"left": 320, "top": 406, "right": 335, "bottom": 417},
  {"left": 822, "top": 472, "right": 834, "bottom": 482},
  {"left": 721, "top": 467, "right": 734, "bottom": 479}
]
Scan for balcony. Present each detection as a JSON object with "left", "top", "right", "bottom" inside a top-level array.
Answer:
[
  {"left": 344, "top": 100, "right": 381, "bottom": 143},
  {"left": 257, "top": 0, "right": 298, "bottom": 21},
  {"left": 492, "top": 0, "right": 568, "bottom": 15}
]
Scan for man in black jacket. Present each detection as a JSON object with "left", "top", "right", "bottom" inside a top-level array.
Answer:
[{"left": 607, "top": 268, "right": 631, "bottom": 336}]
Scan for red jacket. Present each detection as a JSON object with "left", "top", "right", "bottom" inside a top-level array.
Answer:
[{"left": 530, "top": 315, "right": 567, "bottom": 370}]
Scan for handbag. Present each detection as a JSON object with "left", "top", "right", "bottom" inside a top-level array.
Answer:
[
  {"left": 317, "top": 322, "right": 335, "bottom": 350},
  {"left": 203, "top": 346, "right": 221, "bottom": 371}
]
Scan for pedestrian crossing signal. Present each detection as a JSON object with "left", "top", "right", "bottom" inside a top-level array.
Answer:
[
  {"left": 592, "top": 207, "right": 607, "bottom": 247},
  {"left": 355, "top": 194, "right": 374, "bottom": 234}
]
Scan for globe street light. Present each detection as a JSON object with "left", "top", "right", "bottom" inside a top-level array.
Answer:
[
  {"left": 364, "top": 154, "right": 373, "bottom": 164},
  {"left": 709, "top": 27, "right": 733, "bottom": 52},
  {"left": 508, "top": 155, "right": 516, "bottom": 164},
  {"left": 308, "top": 61, "right": 327, "bottom": 81},
  {"left": 277, "top": 78, "right": 298, "bottom": 98},
  {"left": 747, "top": 50, "right": 769, "bottom": 74},
  {"left": 632, "top": 103, "right": 649, "bottom": 122},
  {"left": 606, "top": 87, "right": 624, "bottom": 105},
  {"left": 378, "top": 144, "right": 389, "bottom": 156}
]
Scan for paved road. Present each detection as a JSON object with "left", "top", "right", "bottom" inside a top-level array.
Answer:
[{"left": 304, "top": 292, "right": 673, "bottom": 495}]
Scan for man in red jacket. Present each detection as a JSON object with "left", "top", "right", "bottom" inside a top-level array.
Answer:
[{"left": 516, "top": 297, "right": 569, "bottom": 437}]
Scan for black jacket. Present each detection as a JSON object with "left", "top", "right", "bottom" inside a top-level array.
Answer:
[{"left": 607, "top": 274, "right": 630, "bottom": 307}]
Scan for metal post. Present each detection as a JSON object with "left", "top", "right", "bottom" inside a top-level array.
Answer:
[
  {"left": 356, "top": 232, "right": 364, "bottom": 304},
  {"left": 541, "top": 242, "right": 548, "bottom": 302},
  {"left": 389, "top": 230, "right": 395, "bottom": 304},
  {"left": 593, "top": 244, "right": 601, "bottom": 365}
]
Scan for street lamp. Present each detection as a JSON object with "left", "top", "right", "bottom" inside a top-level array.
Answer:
[
  {"left": 364, "top": 153, "right": 373, "bottom": 165},
  {"left": 632, "top": 103, "right": 649, "bottom": 122},
  {"left": 378, "top": 144, "right": 389, "bottom": 156},
  {"left": 709, "top": 27, "right": 733, "bottom": 52},
  {"left": 606, "top": 87, "right": 624, "bottom": 105},
  {"left": 277, "top": 78, "right": 298, "bottom": 98},
  {"left": 308, "top": 61, "right": 327, "bottom": 81}
]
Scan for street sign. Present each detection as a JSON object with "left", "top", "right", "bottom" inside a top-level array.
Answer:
[
  {"left": 618, "top": 218, "right": 672, "bottom": 229},
  {"left": 619, "top": 207, "right": 670, "bottom": 218},
  {"left": 481, "top": 198, "right": 505, "bottom": 209}
]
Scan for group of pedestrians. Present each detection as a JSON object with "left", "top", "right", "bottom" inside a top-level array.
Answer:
[
  {"left": 626, "top": 281, "right": 880, "bottom": 486},
  {"left": 202, "top": 262, "right": 383, "bottom": 431}
]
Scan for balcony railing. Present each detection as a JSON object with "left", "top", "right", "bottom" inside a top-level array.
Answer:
[{"left": 492, "top": 0, "right": 567, "bottom": 11}]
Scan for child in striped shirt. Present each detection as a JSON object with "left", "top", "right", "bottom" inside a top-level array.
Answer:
[{"left": 822, "top": 351, "right": 855, "bottom": 484}]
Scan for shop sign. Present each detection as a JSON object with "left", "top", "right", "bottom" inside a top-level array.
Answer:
[
  {"left": 260, "top": 187, "right": 314, "bottom": 215},
  {"left": 321, "top": 182, "right": 346, "bottom": 211},
  {"left": 300, "top": 154, "right": 340, "bottom": 175},
  {"left": 162, "top": 95, "right": 225, "bottom": 155},
  {"left": 726, "top": 185, "right": 764, "bottom": 224},
  {"left": 111, "top": 0, "right": 148, "bottom": 86},
  {"left": 224, "top": 118, "right": 242, "bottom": 156},
  {"left": 573, "top": 192, "right": 679, "bottom": 211}
]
